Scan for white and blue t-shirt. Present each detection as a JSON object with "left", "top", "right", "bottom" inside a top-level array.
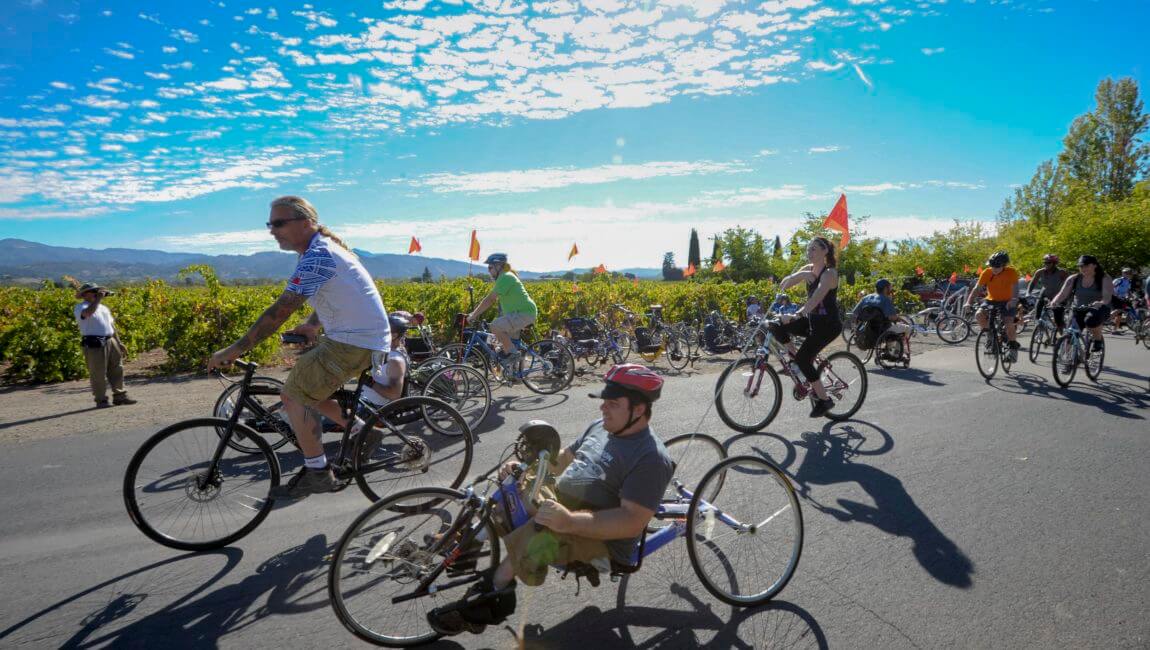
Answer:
[{"left": 287, "top": 233, "right": 390, "bottom": 351}]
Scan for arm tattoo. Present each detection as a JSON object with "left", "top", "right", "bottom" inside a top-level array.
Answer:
[{"left": 236, "top": 291, "right": 308, "bottom": 352}]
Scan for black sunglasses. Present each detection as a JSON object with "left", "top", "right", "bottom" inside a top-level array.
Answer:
[{"left": 266, "top": 217, "right": 305, "bottom": 229}]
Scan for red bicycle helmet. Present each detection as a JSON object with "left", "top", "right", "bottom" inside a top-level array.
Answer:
[{"left": 589, "top": 364, "right": 663, "bottom": 403}]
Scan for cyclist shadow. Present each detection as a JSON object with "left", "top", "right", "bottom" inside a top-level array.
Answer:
[
  {"left": 53, "top": 535, "right": 333, "bottom": 648},
  {"left": 723, "top": 430, "right": 802, "bottom": 472},
  {"left": 996, "top": 372, "right": 1146, "bottom": 420},
  {"left": 788, "top": 421, "right": 974, "bottom": 589},
  {"left": 870, "top": 367, "right": 945, "bottom": 386},
  {"left": 492, "top": 393, "right": 569, "bottom": 414}
]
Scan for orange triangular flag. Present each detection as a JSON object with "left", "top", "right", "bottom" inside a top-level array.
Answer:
[
  {"left": 822, "top": 194, "right": 850, "bottom": 250},
  {"left": 408, "top": 236, "right": 422, "bottom": 254},
  {"left": 977, "top": 266, "right": 984, "bottom": 276},
  {"left": 568, "top": 243, "right": 579, "bottom": 261},
  {"left": 713, "top": 259, "right": 726, "bottom": 272},
  {"left": 915, "top": 266, "right": 924, "bottom": 276},
  {"left": 571, "top": 282, "right": 580, "bottom": 293},
  {"left": 949, "top": 271, "right": 958, "bottom": 284},
  {"left": 594, "top": 263, "right": 607, "bottom": 275},
  {"left": 468, "top": 230, "right": 480, "bottom": 261},
  {"left": 963, "top": 264, "right": 971, "bottom": 273},
  {"left": 1025, "top": 273, "right": 1032, "bottom": 282},
  {"left": 632, "top": 276, "right": 639, "bottom": 286},
  {"left": 684, "top": 263, "right": 696, "bottom": 277}
]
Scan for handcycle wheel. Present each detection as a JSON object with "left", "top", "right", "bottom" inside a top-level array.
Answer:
[
  {"left": 520, "top": 339, "right": 575, "bottom": 394},
  {"left": 436, "top": 343, "right": 492, "bottom": 379},
  {"left": 974, "top": 330, "right": 998, "bottom": 380},
  {"left": 1084, "top": 335, "right": 1104, "bottom": 382},
  {"left": 821, "top": 351, "right": 867, "bottom": 421},
  {"left": 663, "top": 433, "right": 727, "bottom": 506},
  {"left": 845, "top": 331, "right": 873, "bottom": 364},
  {"left": 1051, "top": 335, "right": 1077, "bottom": 387},
  {"left": 936, "top": 316, "right": 971, "bottom": 344},
  {"left": 714, "top": 358, "right": 782, "bottom": 433},
  {"left": 874, "top": 332, "right": 902, "bottom": 370},
  {"left": 354, "top": 396, "right": 474, "bottom": 504},
  {"left": 686, "top": 455, "right": 803, "bottom": 607},
  {"left": 421, "top": 364, "right": 491, "bottom": 437},
  {"left": 123, "top": 417, "right": 279, "bottom": 551},
  {"left": 328, "top": 486, "right": 502, "bottom": 647},
  {"left": 212, "top": 375, "right": 293, "bottom": 453}
]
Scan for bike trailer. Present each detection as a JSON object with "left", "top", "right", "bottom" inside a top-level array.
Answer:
[
  {"left": 563, "top": 317, "right": 601, "bottom": 343},
  {"left": 633, "top": 326, "right": 663, "bottom": 353}
]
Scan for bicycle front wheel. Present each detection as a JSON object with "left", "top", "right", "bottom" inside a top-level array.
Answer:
[
  {"left": 686, "top": 455, "right": 803, "bottom": 607},
  {"left": 212, "top": 376, "right": 293, "bottom": 453},
  {"left": 714, "top": 358, "right": 782, "bottom": 433},
  {"left": 355, "top": 397, "right": 474, "bottom": 503},
  {"left": 975, "top": 330, "right": 998, "bottom": 379},
  {"left": 665, "top": 331, "right": 691, "bottom": 371},
  {"left": 821, "top": 351, "right": 867, "bottom": 420},
  {"left": 611, "top": 329, "right": 632, "bottom": 362},
  {"left": 1028, "top": 325, "right": 1046, "bottom": 363},
  {"left": 421, "top": 364, "right": 491, "bottom": 436},
  {"left": 329, "top": 487, "right": 502, "bottom": 647},
  {"left": 436, "top": 343, "right": 492, "bottom": 379},
  {"left": 124, "top": 418, "right": 279, "bottom": 551},
  {"left": 1051, "top": 335, "right": 1077, "bottom": 387},
  {"left": 936, "top": 316, "right": 971, "bottom": 344},
  {"left": 1084, "top": 336, "right": 1104, "bottom": 382},
  {"left": 519, "top": 339, "right": 575, "bottom": 394}
]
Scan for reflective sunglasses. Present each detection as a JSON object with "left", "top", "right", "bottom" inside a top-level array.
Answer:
[{"left": 266, "top": 217, "right": 305, "bottom": 229}]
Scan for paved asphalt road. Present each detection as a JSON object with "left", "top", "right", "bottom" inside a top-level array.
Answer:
[{"left": 1, "top": 336, "right": 1148, "bottom": 649}]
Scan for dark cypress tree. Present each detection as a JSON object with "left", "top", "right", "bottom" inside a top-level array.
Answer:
[{"left": 688, "top": 229, "right": 702, "bottom": 269}]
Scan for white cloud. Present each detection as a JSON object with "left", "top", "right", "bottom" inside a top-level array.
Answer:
[
  {"left": 407, "top": 160, "right": 749, "bottom": 194},
  {"left": 809, "top": 145, "right": 841, "bottom": 154},
  {"left": 162, "top": 45, "right": 178, "bottom": 54},
  {"left": 49, "top": 81, "right": 74, "bottom": 90},
  {"left": 171, "top": 28, "right": 199, "bottom": 43},
  {"left": 921, "top": 47, "right": 945, "bottom": 56},
  {"left": 852, "top": 63, "right": 873, "bottom": 88},
  {"left": 807, "top": 60, "right": 845, "bottom": 71},
  {"left": 103, "top": 48, "right": 135, "bottom": 60}
]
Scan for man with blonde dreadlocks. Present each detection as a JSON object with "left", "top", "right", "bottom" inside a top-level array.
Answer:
[{"left": 209, "top": 195, "right": 390, "bottom": 499}]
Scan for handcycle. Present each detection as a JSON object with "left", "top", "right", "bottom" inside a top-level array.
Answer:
[
  {"left": 1052, "top": 306, "right": 1106, "bottom": 387},
  {"left": 630, "top": 304, "right": 693, "bottom": 371},
  {"left": 124, "top": 359, "right": 474, "bottom": 551},
  {"left": 848, "top": 315, "right": 914, "bottom": 370},
  {"left": 327, "top": 426, "right": 803, "bottom": 646},
  {"left": 438, "top": 314, "right": 575, "bottom": 394},
  {"left": 973, "top": 301, "right": 1017, "bottom": 380},
  {"left": 715, "top": 317, "right": 867, "bottom": 433}
]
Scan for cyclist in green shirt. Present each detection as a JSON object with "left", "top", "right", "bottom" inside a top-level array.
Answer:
[{"left": 467, "top": 253, "right": 538, "bottom": 369}]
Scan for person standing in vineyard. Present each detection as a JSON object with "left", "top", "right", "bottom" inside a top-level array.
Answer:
[
  {"left": 73, "top": 282, "right": 137, "bottom": 409},
  {"left": 208, "top": 195, "right": 390, "bottom": 500}
]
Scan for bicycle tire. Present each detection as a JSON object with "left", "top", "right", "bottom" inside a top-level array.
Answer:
[
  {"left": 1027, "top": 324, "right": 1046, "bottom": 363},
  {"left": 714, "top": 358, "right": 783, "bottom": 433},
  {"left": 665, "top": 331, "right": 691, "bottom": 371},
  {"left": 1000, "top": 332, "right": 1015, "bottom": 375},
  {"left": 1140, "top": 321, "right": 1150, "bottom": 349},
  {"left": 212, "top": 376, "right": 292, "bottom": 454},
  {"left": 663, "top": 433, "right": 727, "bottom": 505},
  {"left": 421, "top": 364, "right": 491, "bottom": 437},
  {"left": 328, "top": 486, "right": 501, "bottom": 647},
  {"left": 975, "top": 330, "right": 998, "bottom": 379},
  {"left": 436, "top": 343, "right": 492, "bottom": 379},
  {"left": 822, "top": 351, "right": 867, "bottom": 421},
  {"left": 845, "top": 331, "right": 874, "bottom": 364},
  {"left": 1051, "top": 335, "right": 1077, "bottom": 387},
  {"left": 1084, "top": 335, "right": 1104, "bottom": 382},
  {"left": 354, "top": 396, "right": 474, "bottom": 504},
  {"left": 124, "top": 417, "right": 279, "bottom": 551},
  {"left": 520, "top": 339, "right": 575, "bottom": 394},
  {"left": 686, "top": 455, "right": 803, "bottom": 607},
  {"left": 612, "top": 329, "right": 632, "bottom": 362},
  {"left": 936, "top": 316, "right": 971, "bottom": 344},
  {"left": 874, "top": 332, "right": 902, "bottom": 370}
]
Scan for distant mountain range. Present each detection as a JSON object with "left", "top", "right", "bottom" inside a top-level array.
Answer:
[{"left": 0, "top": 239, "right": 662, "bottom": 285}]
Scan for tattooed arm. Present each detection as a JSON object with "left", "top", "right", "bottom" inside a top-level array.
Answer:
[{"left": 209, "top": 290, "right": 308, "bottom": 369}]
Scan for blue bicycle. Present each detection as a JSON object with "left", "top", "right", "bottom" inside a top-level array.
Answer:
[
  {"left": 328, "top": 427, "right": 803, "bottom": 646},
  {"left": 438, "top": 313, "right": 575, "bottom": 394}
]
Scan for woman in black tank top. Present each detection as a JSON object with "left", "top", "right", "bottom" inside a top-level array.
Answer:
[
  {"left": 770, "top": 236, "right": 844, "bottom": 417},
  {"left": 1050, "top": 254, "right": 1113, "bottom": 350}
]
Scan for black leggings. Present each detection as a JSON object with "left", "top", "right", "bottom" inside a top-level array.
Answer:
[{"left": 770, "top": 316, "right": 842, "bottom": 382}]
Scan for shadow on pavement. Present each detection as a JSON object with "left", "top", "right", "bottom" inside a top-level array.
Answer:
[
  {"left": 992, "top": 371, "right": 1146, "bottom": 420},
  {"left": 0, "top": 407, "right": 103, "bottom": 430},
  {"left": 869, "top": 367, "right": 945, "bottom": 386},
  {"left": 789, "top": 421, "right": 974, "bottom": 589},
  {"left": 493, "top": 393, "right": 570, "bottom": 414}
]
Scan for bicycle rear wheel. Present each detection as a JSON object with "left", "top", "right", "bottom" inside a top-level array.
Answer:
[
  {"left": 821, "top": 352, "right": 867, "bottom": 420},
  {"left": 212, "top": 376, "right": 293, "bottom": 453},
  {"left": 714, "top": 358, "right": 782, "bottom": 433},
  {"left": 124, "top": 418, "right": 279, "bottom": 551},
  {"left": 936, "top": 316, "right": 971, "bottom": 344},
  {"left": 519, "top": 339, "right": 575, "bottom": 394},
  {"left": 328, "top": 487, "right": 501, "bottom": 647},
  {"left": 1051, "top": 335, "right": 1077, "bottom": 387},
  {"left": 665, "top": 331, "right": 691, "bottom": 371},
  {"left": 975, "top": 330, "right": 998, "bottom": 379},
  {"left": 354, "top": 397, "right": 474, "bottom": 503},
  {"left": 421, "top": 364, "right": 491, "bottom": 436},
  {"left": 686, "top": 455, "right": 803, "bottom": 607}
]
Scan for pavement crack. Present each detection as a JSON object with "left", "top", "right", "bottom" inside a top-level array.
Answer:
[{"left": 806, "top": 571, "right": 924, "bottom": 649}]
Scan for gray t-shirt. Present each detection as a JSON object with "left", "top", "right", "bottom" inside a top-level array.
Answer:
[{"left": 555, "top": 419, "right": 674, "bottom": 564}]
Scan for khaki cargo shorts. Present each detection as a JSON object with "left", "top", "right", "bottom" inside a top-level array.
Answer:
[
  {"left": 490, "top": 313, "right": 535, "bottom": 339},
  {"left": 281, "top": 336, "right": 372, "bottom": 407}
]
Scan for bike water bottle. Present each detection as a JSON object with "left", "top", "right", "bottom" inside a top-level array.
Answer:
[{"left": 500, "top": 473, "right": 531, "bottom": 530}]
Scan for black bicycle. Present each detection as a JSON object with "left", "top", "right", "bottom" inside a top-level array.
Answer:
[
  {"left": 124, "top": 360, "right": 474, "bottom": 551},
  {"left": 974, "top": 303, "right": 1016, "bottom": 379}
]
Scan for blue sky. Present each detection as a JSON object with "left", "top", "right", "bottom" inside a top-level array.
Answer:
[{"left": 1, "top": 0, "right": 1146, "bottom": 271}]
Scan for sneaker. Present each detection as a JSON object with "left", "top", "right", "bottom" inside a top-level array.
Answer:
[
  {"left": 270, "top": 466, "right": 337, "bottom": 499},
  {"left": 426, "top": 573, "right": 516, "bottom": 637},
  {"left": 426, "top": 607, "right": 486, "bottom": 637},
  {"left": 95, "top": 400, "right": 111, "bottom": 409},
  {"left": 809, "top": 398, "right": 834, "bottom": 418},
  {"left": 113, "top": 395, "right": 138, "bottom": 406}
]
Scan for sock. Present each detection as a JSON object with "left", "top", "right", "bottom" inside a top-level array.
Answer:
[{"left": 304, "top": 454, "right": 328, "bottom": 470}]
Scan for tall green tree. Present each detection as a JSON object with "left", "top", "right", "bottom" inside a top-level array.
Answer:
[
  {"left": 687, "top": 229, "right": 701, "bottom": 269},
  {"left": 998, "top": 159, "right": 1067, "bottom": 227},
  {"left": 1059, "top": 77, "right": 1149, "bottom": 201},
  {"left": 421, "top": 266, "right": 433, "bottom": 283},
  {"left": 709, "top": 236, "right": 722, "bottom": 265},
  {"left": 772, "top": 235, "right": 782, "bottom": 257}
]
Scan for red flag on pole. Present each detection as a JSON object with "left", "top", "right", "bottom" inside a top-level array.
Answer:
[
  {"left": 822, "top": 194, "right": 850, "bottom": 250},
  {"left": 468, "top": 230, "right": 480, "bottom": 261},
  {"left": 713, "top": 259, "right": 726, "bottom": 272},
  {"left": 594, "top": 263, "right": 607, "bottom": 275},
  {"left": 949, "top": 271, "right": 958, "bottom": 284},
  {"left": 568, "top": 243, "right": 579, "bottom": 261},
  {"left": 1025, "top": 273, "right": 1032, "bottom": 282},
  {"left": 408, "top": 237, "right": 422, "bottom": 254},
  {"left": 683, "top": 263, "right": 696, "bottom": 277},
  {"left": 963, "top": 264, "right": 971, "bottom": 273}
]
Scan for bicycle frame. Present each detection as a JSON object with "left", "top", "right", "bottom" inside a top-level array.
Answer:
[
  {"left": 458, "top": 326, "right": 550, "bottom": 380},
  {"left": 740, "top": 320, "right": 852, "bottom": 401}
]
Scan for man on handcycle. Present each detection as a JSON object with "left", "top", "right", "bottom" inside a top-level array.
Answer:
[
  {"left": 427, "top": 363, "right": 675, "bottom": 636},
  {"left": 466, "top": 253, "right": 538, "bottom": 372},
  {"left": 853, "top": 279, "right": 911, "bottom": 357}
]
